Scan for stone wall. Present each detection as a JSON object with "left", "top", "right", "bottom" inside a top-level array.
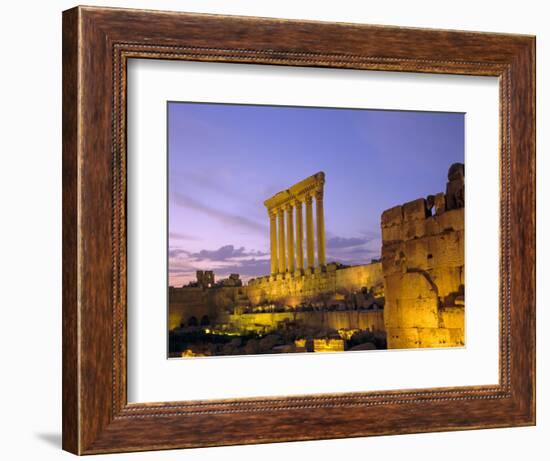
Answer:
[
  {"left": 169, "top": 263, "right": 384, "bottom": 332},
  {"left": 224, "top": 309, "right": 385, "bottom": 335},
  {"left": 168, "top": 286, "right": 245, "bottom": 330},
  {"left": 381, "top": 165, "right": 465, "bottom": 349},
  {"left": 170, "top": 163, "right": 465, "bottom": 351},
  {"left": 246, "top": 262, "right": 384, "bottom": 308}
]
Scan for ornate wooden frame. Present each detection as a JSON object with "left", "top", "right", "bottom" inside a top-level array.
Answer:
[{"left": 62, "top": 5, "right": 536, "bottom": 455}]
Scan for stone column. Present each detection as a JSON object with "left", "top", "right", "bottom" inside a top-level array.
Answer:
[
  {"left": 295, "top": 200, "right": 304, "bottom": 272},
  {"left": 305, "top": 194, "right": 315, "bottom": 270},
  {"left": 316, "top": 190, "right": 326, "bottom": 267},
  {"left": 286, "top": 204, "right": 295, "bottom": 273},
  {"left": 269, "top": 209, "right": 278, "bottom": 275},
  {"left": 277, "top": 208, "right": 286, "bottom": 273}
]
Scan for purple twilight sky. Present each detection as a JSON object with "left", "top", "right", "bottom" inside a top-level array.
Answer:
[{"left": 168, "top": 102, "right": 464, "bottom": 287}]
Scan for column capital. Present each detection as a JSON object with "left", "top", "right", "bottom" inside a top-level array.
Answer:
[{"left": 315, "top": 188, "right": 324, "bottom": 201}]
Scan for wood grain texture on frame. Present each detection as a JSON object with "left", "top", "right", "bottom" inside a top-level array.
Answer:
[{"left": 62, "top": 5, "right": 535, "bottom": 455}]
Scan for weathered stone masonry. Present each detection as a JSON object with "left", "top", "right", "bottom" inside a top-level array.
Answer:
[
  {"left": 169, "top": 164, "right": 465, "bottom": 350},
  {"left": 381, "top": 163, "right": 465, "bottom": 349}
]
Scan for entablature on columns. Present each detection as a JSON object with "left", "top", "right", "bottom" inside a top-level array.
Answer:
[{"left": 264, "top": 171, "right": 325, "bottom": 212}]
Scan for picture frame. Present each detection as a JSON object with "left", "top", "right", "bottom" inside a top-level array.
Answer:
[{"left": 62, "top": 5, "right": 535, "bottom": 455}]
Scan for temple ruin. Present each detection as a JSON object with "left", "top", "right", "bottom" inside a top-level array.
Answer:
[
  {"left": 264, "top": 171, "right": 326, "bottom": 274},
  {"left": 169, "top": 164, "right": 465, "bottom": 355}
]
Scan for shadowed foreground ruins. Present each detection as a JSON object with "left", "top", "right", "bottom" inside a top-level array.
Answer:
[{"left": 169, "top": 164, "right": 465, "bottom": 357}]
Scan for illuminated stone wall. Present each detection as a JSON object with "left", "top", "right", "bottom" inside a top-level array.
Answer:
[
  {"left": 168, "top": 286, "right": 246, "bottom": 330},
  {"left": 169, "top": 263, "right": 384, "bottom": 331},
  {"left": 246, "top": 262, "right": 383, "bottom": 308},
  {"left": 381, "top": 165, "right": 465, "bottom": 349},
  {"left": 225, "top": 309, "right": 385, "bottom": 335},
  {"left": 170, "top": 164, "right": 465, "bottom": 351}
]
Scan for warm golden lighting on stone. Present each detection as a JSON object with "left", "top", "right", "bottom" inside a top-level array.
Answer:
[
  {"left": 264, "top": 172, "right": 326, "bottom": 274},
  {"left": 169, "top": 164, "right": 465, "bottom": 356}
]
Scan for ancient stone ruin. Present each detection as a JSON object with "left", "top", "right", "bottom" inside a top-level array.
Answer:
[
  {"left": 264, "top": 171, "right": 327, "bottom": 274},
  {"left": 169, "top": 164, "right": 465, "bottom": 355},
  {"left": 381, "top": 162, "right": 465, "bottom": 348}
]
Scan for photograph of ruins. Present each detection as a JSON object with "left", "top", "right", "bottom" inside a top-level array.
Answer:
[{"left": 168, "top": 102, "right": 465, "bottom": 358}]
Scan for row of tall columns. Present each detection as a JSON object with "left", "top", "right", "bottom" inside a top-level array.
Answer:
[{"left": 268, "top": 192, "right": 325, "bottom": 276}]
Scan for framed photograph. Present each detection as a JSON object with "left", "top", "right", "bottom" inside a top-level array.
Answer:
[{"left": 62, "top": 6, "right": 535, "bottom": 455}]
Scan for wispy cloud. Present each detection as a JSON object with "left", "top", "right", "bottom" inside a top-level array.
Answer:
[
  {"left": 326, "top": 236, "right": 372, "bottom": 249},
  {"left": 325, "top": 233, "right": 381, "bottom": 265},
  {"left": 172, "top": 192, "right": 266, "bottom": 233},
  {"left": 213, "top": 258, "right": 270, "bottom": 279},
  {"left": 169, "top": 231, "right": 199, "bottom": 241},
  {"left": 327, "top": 246, "right": 380, "bottom": 265},
  {"left": 190, "top": 245, "right": 268, "bottom": 261},
  {"left": 168, "top": 248, "right": 190, "bottom": 258}
]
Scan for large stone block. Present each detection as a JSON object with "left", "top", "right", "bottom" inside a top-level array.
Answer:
[
  {"left": 434, "top": 192, "right": 446, "bottom": 215},
  {"left": 430, "top": 267, "right": 463, "bottom": 298},
  {"left": 438, "top": 208, "right": 465, "bottom": 232},
  {"left": 402, "top": 198, "right": 428, "bottom": 222},
  {"left": 384, "top": 271, "right": 437, "bottom": 302},
  {"left": 381, "top": 205, "right": 403, "bottom": 227},
  {"left": 401, "top": 219, "right": 426, "bottom": 241},
  {"left": 417, "top": 327, "right": 452, "bottom": 348},
  {"left": 439, "top": 306, "right": 465, "bottom": 329},
  {"left": 448, "top": 328, "right": 465, "bottom": 346},
  {"left": 384, "top": 297, "right": 439, "bottom": 329},
  {"left": 381, "top": 242, "right": 403, "bottom": 275},
  {"left": 403, "top": 238, "right": 430, "bottom": 269},
  {"left": 424, "top": 215, "right": 442, "bottom": 237},
  {"left": 386, "top": 327, "right": 420, "bottom": 349},
  {"left": 421, "top": 208, "right": 464, "bottom": 238},
  {"left": 381, "top": 224, "right": 402, "bottom": 243},
  {"left": 425, "top": 231, "right": 464, "bottom": 269}
]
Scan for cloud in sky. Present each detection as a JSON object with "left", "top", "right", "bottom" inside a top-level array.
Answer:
[
  {"left": 325, "top": 234, "right": 381, "bottom": 266},
  {"left": 169, "top": 231, "right": 199, "bottom": 241},
  {"left": 190, "top": 245, "right": 268, "bottom": 261},
  {"left": 168, "top": 248, "right": 190, "bottom": 258},
  {"left": 169, "top": 234, "right": 381, "bottom": 286},
  {"left": 213, "top": 258, "right": 271, "bottom": 278},
  {"left": 172, "top": 192, "right": 266, "bottom": 234},
  {"left": 327, "top": 245, "right": 380, "bottom": 265},
  {"left": 326, "top": 236, "right": 372, "bottom": 249},
  {"left": 167, "top": 102, "right": 464, "bottom": 286},
  {"left": 168, "top": 243, "right": 270, "bottom": 285}
]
